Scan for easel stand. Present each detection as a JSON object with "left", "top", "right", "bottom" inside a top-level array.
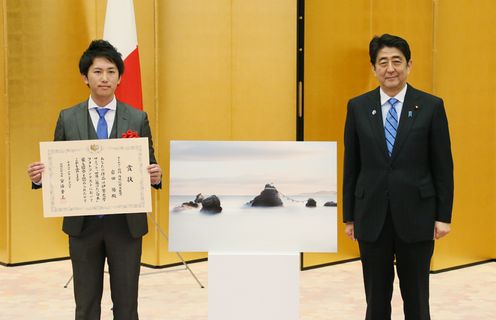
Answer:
[
  {"left": 147, "top": 212, "right": 204, "bottom": 288},
  {"left": 64, "top": 212, "right": 204, "bottom": 289},
  {"left": 208, "top": 252, "right": 299, "bottom": 320}
]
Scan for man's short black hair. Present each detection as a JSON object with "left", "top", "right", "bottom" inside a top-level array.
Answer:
[
  {"left": 369, "top": 34, "right": 411, "bottom": 65},
  {"left": 79, "top": 40, "right": 124, "bottom": 76}
]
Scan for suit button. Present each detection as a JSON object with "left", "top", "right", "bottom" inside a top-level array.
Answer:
[{"left": 385, "top": 190, "right": 390, "bottom": 198}]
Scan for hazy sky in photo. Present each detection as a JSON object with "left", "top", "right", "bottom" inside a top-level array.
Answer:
[{"left": 169, "top": 141, "right": 337, "bottom": 196}]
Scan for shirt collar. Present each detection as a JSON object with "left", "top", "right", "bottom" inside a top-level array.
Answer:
[
  {"left": 379, "top": 84, "right": 407, "bottom": 106},
  {"left": 88, "top": 96, "right": 117, "bottom": 111}
]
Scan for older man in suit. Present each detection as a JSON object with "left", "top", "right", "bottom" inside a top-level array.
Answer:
[
  {"left": 343, "top": 34, "right": 454, "bottom": 320},
  {"left": 27, "top": 40, "right": 161, "bottom": 320}
]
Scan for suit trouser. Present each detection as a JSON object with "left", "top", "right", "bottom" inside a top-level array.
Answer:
[
  {"left": 358, "top": 210, "right": 434, "bottom": 320},
  {"left": 69, "top": 214, "right": 142, "bottom": 320}
]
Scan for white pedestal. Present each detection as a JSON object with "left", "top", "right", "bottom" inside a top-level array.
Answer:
[{"left": 208, "top": 253, "right": 299, "bottom": 320}]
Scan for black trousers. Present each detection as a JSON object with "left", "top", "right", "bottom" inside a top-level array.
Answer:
[
  {"left": 358, "top": 211, "right": 434, "bottom": 320},
  {"left": 69, "top": 214, "right": 142, "bottom": 320}
]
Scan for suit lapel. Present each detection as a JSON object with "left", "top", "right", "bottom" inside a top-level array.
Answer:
[
  {"left": 113, "top": 101, "right": 129, "bottom": 138},
  {"left": 366, "top": 88, "right": 390, "bottom": 159},
  {"left": 390, "top": 84, "right": 419, "bottom": 161},
  {"left": 76, "top": 101, "right": 90, "bottom": 140}
]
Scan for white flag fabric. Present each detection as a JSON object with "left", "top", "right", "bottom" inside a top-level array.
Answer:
[{"left": 103, "top": 0, "right": 143, "bottom": 110}]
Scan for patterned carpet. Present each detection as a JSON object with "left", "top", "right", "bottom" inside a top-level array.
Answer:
[{"left": 0, "top": 259, "right": 494, "bottom": 319}]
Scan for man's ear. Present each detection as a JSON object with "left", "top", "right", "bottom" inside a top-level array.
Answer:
[
  {"left": 371, "top": 64, "right": 377, "bottom": 76},
  {"left": 81, "top": 74, "right": 89, "bottom": 85}
]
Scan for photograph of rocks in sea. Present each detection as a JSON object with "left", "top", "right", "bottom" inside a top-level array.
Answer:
[{"left": 168, "top": 141, "right": 337, "bottom": 253}]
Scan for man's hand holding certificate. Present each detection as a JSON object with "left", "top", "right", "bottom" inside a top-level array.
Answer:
[{"left": 39, "top": 138, "right": 152, "bottom": 217}]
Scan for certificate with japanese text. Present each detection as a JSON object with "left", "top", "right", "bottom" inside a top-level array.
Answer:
[{"left": 40, "top": 138, "right": 152, "bottom": 217}]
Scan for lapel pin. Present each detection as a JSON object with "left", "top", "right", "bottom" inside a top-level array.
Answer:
[
  {"left": 415, "top": 105, "right": 419, "bottom": 110},
  {"left": 408, "top": 111, "right": 413, "bottom": 118},
  {"left": 372, "top": 109, "right": 376, "bottom": 115}
]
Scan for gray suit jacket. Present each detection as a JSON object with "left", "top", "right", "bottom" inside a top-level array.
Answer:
[
  {"left": 343, "top": 84, "right": 454, "bottom": 243},
  {"left": 36, "top": 100, "right": 160, "bottom": 238}
]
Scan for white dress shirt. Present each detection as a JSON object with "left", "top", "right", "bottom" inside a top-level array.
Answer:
[
  {"left": 88, "top": 96, "right": 117, "bottom": 138},
  {"left": 380, "top": 84, "right": 407, "bottom": 126}
]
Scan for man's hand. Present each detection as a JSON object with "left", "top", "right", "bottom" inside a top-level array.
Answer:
[
  {"left": 147, "top": 164, "right": 162, "bottom": 186},
  {"left": 27, "top": 162, "right": 45, "bottom": 184},
  {"left": 434, "top": 221, "right": 451, "bottom": 239},
  {"left": 345, "top": 222, "right": 355, "bottom": 241}
]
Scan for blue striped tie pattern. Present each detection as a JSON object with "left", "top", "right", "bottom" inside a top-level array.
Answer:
[
  {"left": 384, "top": 98, "right": 398, "bottom": 156},
  {"left": 96, "top": 108, "right": 109, "bottom": 139}
]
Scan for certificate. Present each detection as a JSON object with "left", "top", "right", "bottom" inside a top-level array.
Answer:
[{"left": 40, "top": 138, "right": 152, "bottom": 217}]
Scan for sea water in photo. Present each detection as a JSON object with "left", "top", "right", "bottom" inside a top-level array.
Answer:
[{"left": 169, "top": 194, "right": 337, "bottom": 252}]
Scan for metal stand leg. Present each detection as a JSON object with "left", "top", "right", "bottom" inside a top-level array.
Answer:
[
  {"left": 63, "top": 213, "right": 205, "bottom": 289},
  {"left": 63, "top": 275, "right": 73, "bottom": 288},
  {"left": 147, "top": 212, "right": 205, "bottom": 288}
]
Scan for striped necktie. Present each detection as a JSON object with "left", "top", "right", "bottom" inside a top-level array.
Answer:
[{"left": 384, "top": 98, "right": 398, "bottom": 156}]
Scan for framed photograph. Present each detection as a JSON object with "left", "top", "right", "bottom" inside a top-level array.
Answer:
[{"left": 169, "top": 141, "right": 337, "bottom": 252}]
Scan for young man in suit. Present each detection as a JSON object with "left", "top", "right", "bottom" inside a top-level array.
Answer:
[
  {"left": 343, "top": 34, "right": 454, "bottom": 320},
  {"left": 27, "top": 40, "right": 162, "bottom": 320}
]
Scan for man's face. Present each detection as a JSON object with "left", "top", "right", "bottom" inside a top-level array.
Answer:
[
  {"left": 372, "top": 46, "right": 411, "bottom": 94},
  {"left": 82, "top": 57, "right": 121, "bottom": 102}
]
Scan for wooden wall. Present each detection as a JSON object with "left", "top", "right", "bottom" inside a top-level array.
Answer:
[
  {"left": 1, "top": 1, "right": 494, "bottom": 271},
  {"left": 0, "top": 0, "right": 295, "bottom": 266},
  {"left": 303, "top": 0, "right": 495, "bottom": 270}
]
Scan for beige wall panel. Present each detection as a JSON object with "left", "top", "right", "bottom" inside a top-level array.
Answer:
[
  {"left": 371, "top": 0, "right": 434, "bottom": 91},
  {"left": 303, "top": 0, "right": 371, "bottom": 268},
  {"left": 155, "top": 0, "right": 232, "bottom": 265},
  {"left": 158, "top": 1, "right": 232, "bottom": 140},
  {"left": 132, "top": 0, "right": 163, "bottom": 266},
  {"left": 304, "top": 0, "right": 371, "bottom": 140},
  {"left": 0, "top": 0, "right": 8, "bottom": 263},
  {"left": 231, "top": 0, "right": 295, "bottom": 140},
  {"left": 303, "top": 1, "right": 435, "bottom": 268},
  {"left": 155, "top": 1, "right": 296, "bottom": 265},
  {"left": 431, "top": 0, "right": 496, "bottom": 270},
  {"left": 305, "top": 0, "right": 496, "bottom": 270},
  {"left": 7, "top": 0, "right": 97, "bottom": 263},
  {"left": 134, "top": 0, "right": 156, "bottom": 132}
]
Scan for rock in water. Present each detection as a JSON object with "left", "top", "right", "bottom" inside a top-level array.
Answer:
[
  {"left": 250, "top": 184, "right": 283, "bottom": 207},
  {"left": 195, "top": 193, "right": 204, "bottom": 203},
  {"left": 201, "top": 195, "right": 222, "bottom": 213},
  {"left": 174, "top": 193, "right": 204, "bottom": 211},
  {"left": 324, "top": 201, "right": 337, "bottom": 207},
  {"left": 306, "top": 198, "right": 317, "bottom": 207},
  {"left": 181, "top": 201, "right": 199, "bottom": 208}
]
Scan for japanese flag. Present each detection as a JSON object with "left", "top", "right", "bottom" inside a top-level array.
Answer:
[{"left": 103, "top": 0, "right": 143, "bottom": 110}]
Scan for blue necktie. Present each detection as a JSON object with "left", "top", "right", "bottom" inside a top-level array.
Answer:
[
  {"left": 96, "top": 108, "right": 109, "bottom": 139},
  {"left": 95, "top": 108, "right": 109, "bottom": 219},
  {"left": 384, "top": 98, "right": 398, "bottom": 156}
]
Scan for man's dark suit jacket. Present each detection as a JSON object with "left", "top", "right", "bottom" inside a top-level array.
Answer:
[
  {"left": 343, "top": 84, "right": 454, "bottom": 243},
  {"left": 35, "top": 100, "right": 159, "bottom": 239}
]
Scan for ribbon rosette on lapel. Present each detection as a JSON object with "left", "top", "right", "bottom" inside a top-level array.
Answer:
[{"left": 121, "top": 129, "right": 140, "bottom": 138}]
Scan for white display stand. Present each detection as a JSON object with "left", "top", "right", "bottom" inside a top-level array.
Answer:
[
  {"left": 208, "top": 253, "right": 299, "bottom": 320},
  {"left": 168, "top": 142, "right": 338, "bottom": 319}
]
